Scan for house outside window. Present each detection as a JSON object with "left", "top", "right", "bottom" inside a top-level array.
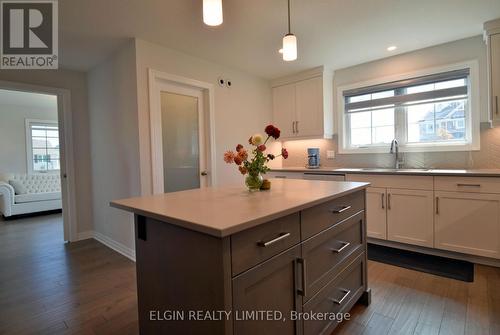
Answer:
[
  {"left": 26, "top": 119, "right": 60, "bottom": 173},
  {"left": 337, "top": 62, "right": 480, "bottom": 153}
]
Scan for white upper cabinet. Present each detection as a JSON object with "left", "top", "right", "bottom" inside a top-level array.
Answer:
[
  {"left": 485, "top": 18, "right": 500, "bottom": 125},
  {"left": 272, "top": 84, "right": 296, "bottom": 138},
  {"left": 271, "top": 66, "right": 333, "bottom": 140}
]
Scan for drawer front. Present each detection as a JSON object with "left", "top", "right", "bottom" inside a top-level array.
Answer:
[
  {"left": 231, "top": 213, "right": 300, "bottom": 276},
  {"left": 434, "top": 176, "right": 500, "bottom": 194},
  {"left": 346, "top": 174, "right": 433, "bottom": 190},
  {"left": 302, "top": 190, "right": 365, "bottom": 239},
  {"left": 302, "top": 212, "right": 365, "bottom": 301},
  {"left": 303, "top": 252, "right": 365, "bottom": 335},
  {"left": 267, "top": 171, "right": 304, "bottom": 179}
]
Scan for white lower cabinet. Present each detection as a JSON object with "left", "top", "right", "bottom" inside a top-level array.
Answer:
[
  {"left": 435, "top": 191, "right": 500, "bottom": 259},
  {"left": 387, "top": 189, "right": 434, "bottom": 248},
  {"left": 366, "top": 187, "right": 387, "bottom": 240}
]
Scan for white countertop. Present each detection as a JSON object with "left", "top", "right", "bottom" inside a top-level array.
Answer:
[
  {"left": 271, "top": 167, "right": 500, "bottom": 177},
  {"left": 110, "top": 178, "right": 369, "bottom": 237}
]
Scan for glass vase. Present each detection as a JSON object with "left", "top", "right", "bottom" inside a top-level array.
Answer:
[{"left": 245, "top": 173, "right": 264, "bottom": 191}]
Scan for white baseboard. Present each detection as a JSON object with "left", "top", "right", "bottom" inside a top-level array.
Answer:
[
  {"left": 75, "top": 230, "right": 94, "bottom": 241},
  {"left": 93, "top": 231, "right": 136, "bottom": 262}
]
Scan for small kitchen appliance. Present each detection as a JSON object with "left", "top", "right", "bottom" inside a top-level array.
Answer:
[{"left": 307, "top": 148, "right": 320, "bottom": 169}]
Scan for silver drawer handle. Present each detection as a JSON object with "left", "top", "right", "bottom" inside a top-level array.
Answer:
[
  {"left": 331, "top": 241, "right": 351, "bottom": 253},
  {"left": 456, "top": 183, "right": 481, "bottom": 188},
  {"left": 331, "top": 205, "right": 351, "bottom": 214},
  {"left": 257, "top": 232, "right": 291, "bottom": 247},
  {"left": 274, "top": 176, "right": 286, "bottom": 179},
  {"left": 331, "top": 288, "right": 351, "bottom": 305}
]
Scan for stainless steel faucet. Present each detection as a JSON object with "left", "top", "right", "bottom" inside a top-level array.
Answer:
[{"left": 390, "top": 139, "right": 402, "bottom": 169}]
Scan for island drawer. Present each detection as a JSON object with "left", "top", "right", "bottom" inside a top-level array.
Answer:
[
  {"left": 301, "top": 190, "right": 364, "bottom": 239},
  {"left": 302, "top": 212, "right": 365, "bottom": 301},
  {"left": 303, "top": 252, "right": 365, "bottom": 335},
  {"left": 231, "top": 213, "right": 300, "bottom": 276}
]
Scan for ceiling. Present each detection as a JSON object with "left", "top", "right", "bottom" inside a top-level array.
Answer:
[
  {"left": 0, "top": 89, "right": 57, "bottom": 110},
  {"left": 59, "top": 0, "right": 500, "bottom": 79}
]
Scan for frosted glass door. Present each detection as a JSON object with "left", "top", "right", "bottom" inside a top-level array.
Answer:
[{"left": 161, "top": 92, "right": 200, "bottom": 192}]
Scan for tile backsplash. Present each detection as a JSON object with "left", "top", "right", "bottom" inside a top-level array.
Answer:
[{"left": 282, "top": 127, "right": 500, "bottom": 169}]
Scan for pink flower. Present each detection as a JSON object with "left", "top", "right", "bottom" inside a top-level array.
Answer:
[
  {"left": 236, "top": 144, "right": 243, "bottom": 152},
  {"left": 224, "top": 151, "right": 235, "bottom": 163},
  {"left": 237, "top": 148, "right": 248, "bottom": 161},
  {"left": 281, "top": 148, "right": 289, "bottom": 159},
  {"left": 257, "top": 144, "right": 266, "bottom": 152}
]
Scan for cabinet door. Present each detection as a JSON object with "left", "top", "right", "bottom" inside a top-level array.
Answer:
[
  {"left": 387, "top": 189, "right": 434, "bottom": 247},
  {"left": 272, "top": 84, "right": 296, "bottom": 138},
  {"left": 435, "top": 191, "right": 500, "bottom": 259},
  {"left": 491, "top": 34, "right": 500, "bottom": 120},
  {"left": 366, "top": 187, "right": 387, "bottom": 239},
  {"left": 295, "top": 76, "right": 323, "bottom": 137},
  {"left": 233, "top": 245, "right": 302, "bottom": 335}
]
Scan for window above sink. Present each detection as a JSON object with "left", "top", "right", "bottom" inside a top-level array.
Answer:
[{"left": 337, "top": 61, "right": 480, "bottom": 154}]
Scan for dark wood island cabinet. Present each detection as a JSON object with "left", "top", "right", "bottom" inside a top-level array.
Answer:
[{"left": 111, "top": 179, "right": 371, "bottom": 335}]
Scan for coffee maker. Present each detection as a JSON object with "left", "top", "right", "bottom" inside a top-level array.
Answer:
[{"left": 307, "top": 148, "right": 320, "bottom": 169}]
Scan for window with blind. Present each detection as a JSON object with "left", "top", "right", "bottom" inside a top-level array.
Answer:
[
  {"left": 339, "top": 66, "right": 479, "bottom": 153},
  {"left": 26, "top": 120, "right": 60, "bottom": 173}
]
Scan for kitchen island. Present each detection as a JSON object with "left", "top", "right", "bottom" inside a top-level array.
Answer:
[{"left": 111, "top": 178, "right": 370, "bottom": 335}]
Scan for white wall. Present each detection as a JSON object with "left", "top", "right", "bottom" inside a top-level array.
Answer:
[
  {"left": 283, "top": 36, "right": 500, "bottom": 170},
  {"left": 0, "top": 101, "right": 57, "bottom": 174},
  {"left": 135, "top": 38, "right": 273, "bottom": 194},
  {"left": 0, "top": 69, "right": 93, "bottom": 234},
  {"left": 86, "top": 38, "right": 274, "bottom": 254},
  {"left": 87, "top": 40, "right": 139, "bottom": 253}
]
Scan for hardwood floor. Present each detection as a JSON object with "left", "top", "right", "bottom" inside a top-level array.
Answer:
[
  {"left": 1, "top": 214, "right": 499, "bottom": 335},
  {"left": 0, "top": 214, "right": 138, "bottom": 335}
]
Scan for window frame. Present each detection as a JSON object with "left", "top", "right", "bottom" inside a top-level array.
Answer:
[
  {"left": 337, "top": 61, "right": 480, "bottom": 154},
  {"left": 25, "top": 119, "right": 60, "bottom": 174}
]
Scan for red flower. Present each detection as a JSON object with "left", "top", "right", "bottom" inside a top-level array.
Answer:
[
  {"left": 236, "top": 144, "right": 243, "bottom": 152},
  {"left": 234, "top": 156, "right": 243, "bottom": 165},
  {"left": 238, "top": 166, "right": 247, "bottom": 175},
  {"left": 281, "top": 148, "right": 289, "bottom": 159},
  {"left": 265, "top": 124, "right": 281, "bottom": 139},
  {"left": 257, "top": 144, "right": 266, "bottom": 152}
]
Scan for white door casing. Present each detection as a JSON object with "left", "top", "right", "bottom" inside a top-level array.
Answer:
[{"left": 148, "top": 69, "right": 216, "bottom": 194}]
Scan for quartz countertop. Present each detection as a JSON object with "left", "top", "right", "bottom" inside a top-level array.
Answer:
[
  {"left": 271, "top": 167, "right": 500, "bottom": 177},
  {"left": 110, "top": 178, "right": 369, "bottom": 238}
]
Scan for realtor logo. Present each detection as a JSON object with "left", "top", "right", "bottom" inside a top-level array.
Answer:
[{"left": 1, "top": 0, "right": 58, "bottom": 69}]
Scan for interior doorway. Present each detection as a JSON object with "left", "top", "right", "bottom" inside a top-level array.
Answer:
[
  {"left": 149, "top": 70, "right": 216, "bottom": 194},
  {"left": 0, "top": 81, "right": 76, "bottom": 242}
]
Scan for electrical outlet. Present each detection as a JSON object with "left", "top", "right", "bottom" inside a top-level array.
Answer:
[{"left": 327, "top": 150, "right": 335, "bottom": 159}]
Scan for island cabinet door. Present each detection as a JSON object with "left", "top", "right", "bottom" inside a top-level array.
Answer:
[{"left": 232, "top": 245, "right": 303, "bottom": 335}]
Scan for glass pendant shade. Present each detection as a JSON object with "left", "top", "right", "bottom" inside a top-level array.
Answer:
[
  {"left": 203, "top": 0, "right": 223, "bottom": 26},
  {"left": 282, "top": 33, "right": 297, "bottom": 61}
]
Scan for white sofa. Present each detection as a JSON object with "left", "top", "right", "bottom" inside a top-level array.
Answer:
[{"left": 0, "top": 173, "right": 62, "bottom": 217}]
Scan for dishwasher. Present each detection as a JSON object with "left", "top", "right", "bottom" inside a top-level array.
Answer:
[{"left": 302, "top": 172, "right": 346, "bottom": 181}]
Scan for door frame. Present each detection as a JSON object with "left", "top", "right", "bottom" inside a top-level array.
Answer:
[
  {"left": 0, "top": 80, "right": 77, "bottom": 242},
  {"left": 148, "top": 69, "right": 216, "bottom": 194}
]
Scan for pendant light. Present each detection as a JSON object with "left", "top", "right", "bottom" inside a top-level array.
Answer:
[
  {"left": 203, "top": 0, "right": 223, "bottom": 26},
  {"left": 282, "top": 0, "right": 297, "bottom": 61}
]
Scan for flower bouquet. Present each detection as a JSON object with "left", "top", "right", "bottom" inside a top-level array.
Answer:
[{"left": 224, "top": 124, "right": 289, "bottom": 191}]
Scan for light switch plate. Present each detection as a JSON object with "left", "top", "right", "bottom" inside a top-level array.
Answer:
[{"left": 327, "top": 150, "right": 335, "bottom": 159}]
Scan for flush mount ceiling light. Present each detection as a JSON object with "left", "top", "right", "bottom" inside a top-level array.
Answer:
[
  {"left": 387, "top": 45, "right": 397, "bottom": 51},
  {"left": 203, "top": 0, "right": 223, "bottom": 26},
  {"left": 282, "top": 0, "right": 297, "bottom": 61}
]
